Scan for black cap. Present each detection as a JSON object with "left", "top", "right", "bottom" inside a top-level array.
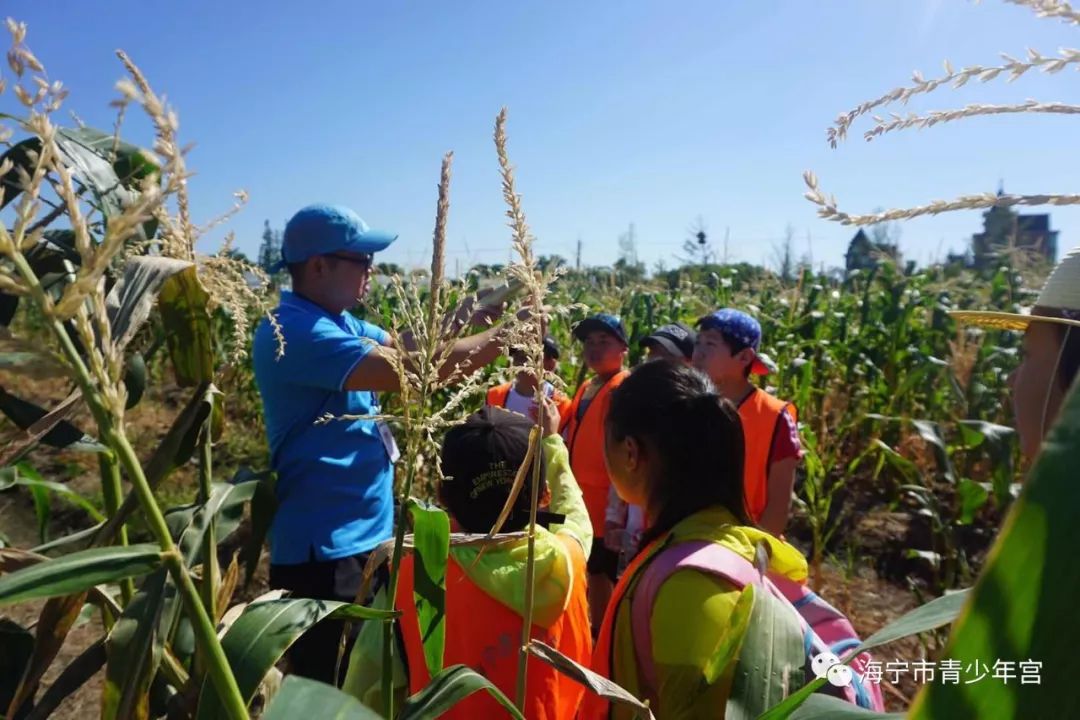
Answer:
[
  {"left": 510, "top": 336, "right": 560, "bottom": 362},
  {"left": 572, "top": 313, "right": 628, "bottom": 345},
  {"left": 641, "top": 323, "right": 696, "bottom": 360},
  {"left": 439, "top": 407, "right": 546, "bottom": 533},
  {"left": 543, "top": 335, "right": 560, "bottom": 360}
]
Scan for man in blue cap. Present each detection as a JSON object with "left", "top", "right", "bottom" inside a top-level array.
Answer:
[
  {"left": 692, "top": 308, "right": 801, "bottom": 537},
  {"left": 252, "top": 204, "right": 511, "bottom": 684}
]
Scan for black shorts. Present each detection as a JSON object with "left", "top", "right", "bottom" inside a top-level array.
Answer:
[
  {"left": 587, "top": 542, "right": 619, "bottom": 582},
  {"left": 269, "top": 551, "right": 388, "bottom": 686}
]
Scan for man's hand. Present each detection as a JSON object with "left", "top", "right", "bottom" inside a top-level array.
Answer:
[{"left": 449, "top": 286, "right": 506, "bottom": 330}]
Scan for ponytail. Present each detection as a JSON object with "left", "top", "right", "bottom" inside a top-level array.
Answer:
[{"left": 606, "top": 360, "right": 748, "bottom": 548}]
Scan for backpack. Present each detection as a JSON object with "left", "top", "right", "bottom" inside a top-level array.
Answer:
[{"left": 629, "top": 539, "right": 885, "bottom": 711}]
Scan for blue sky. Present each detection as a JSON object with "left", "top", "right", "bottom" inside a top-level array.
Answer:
[{"left": 14, "top": 0, "right": 1080, "bottom": 272}]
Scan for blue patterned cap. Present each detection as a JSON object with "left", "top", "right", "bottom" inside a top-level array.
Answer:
[{"left": 697, "top": 308, "right": 770, "bottom": 374}]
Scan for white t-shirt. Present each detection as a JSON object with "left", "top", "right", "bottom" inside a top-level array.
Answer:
[{"left": 502, "top": 382, "right": 555, "bottom": 417}]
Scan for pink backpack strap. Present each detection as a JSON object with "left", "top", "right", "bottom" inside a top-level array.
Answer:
[{"left": 629, "top": 540, "right": 776, "bottom": 694}]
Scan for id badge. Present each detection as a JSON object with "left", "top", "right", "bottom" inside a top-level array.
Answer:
[{"left": 376, "top": 420, "right": 401, "bottom": 463}]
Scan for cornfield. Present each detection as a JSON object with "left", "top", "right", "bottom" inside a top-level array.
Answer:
[{"left": 1, "top": 1, "right": 1079, "bottom": 719}]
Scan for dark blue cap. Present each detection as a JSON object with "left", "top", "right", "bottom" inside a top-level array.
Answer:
[
  {"left": 641, "top": 322, "right": 696, "bottom": 360},
  {"left": 271, "top": 204, "right": 397, "bottom": 272},
  {"left": 573, "top": 313, "right": 628, "bottom": 345}
]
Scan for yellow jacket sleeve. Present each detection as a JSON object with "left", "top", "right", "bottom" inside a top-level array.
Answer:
[{"left": 543, "top": 434, "right": 593, "bottom": 558}]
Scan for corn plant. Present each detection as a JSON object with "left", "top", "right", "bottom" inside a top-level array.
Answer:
[
  {"left": 759, "top": 1, "right": 1080, "bottom": 716},
  {"left": 0, "top": 20, "right": 400, "bottom": 720}
]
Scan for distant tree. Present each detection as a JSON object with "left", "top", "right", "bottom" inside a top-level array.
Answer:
[
  {"left": 222, "top": 248, "right": 252, "bottom": 264},
  {"left": 257, "top": 220, "right": 283, "bottom": 275},
  {"left": 614, "top": 257, "right": 646, "bottom": 284},
  {"left": 771, "top": 224, "right": 796, "bottom": 282},
  {"left": 466, "top": 263, "right": 505, "bottom": 279},
  {"left": 677, "top": 215, "right": 715, "bottom": 267},
  {"left": 375, "top": 262, "right": 403, "bottom": 276},
  {"left": 538, "top": 254, "right": 567, "bottom": 272}
]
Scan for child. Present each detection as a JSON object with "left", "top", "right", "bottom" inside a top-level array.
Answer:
[
  {"left": 581, "top": 361, "right": 809, "bottom": 719},
  {"left": 693, "top": 308, "right": 800, "bottom": 536},
  {"left": 486, "top": 336, "right": 572, "bottom": 431},
  {"left": 563, "top": 313, "right": 631, "bottom": 633},
  {"left": 952, "top": 245, "right": 1080, "bottom": 463},
  {"left": 640, "top": 322, "right": 695, "bottom": 364},
  {"left": 349, "top": 398, "right": 592, "bottom": 718}
]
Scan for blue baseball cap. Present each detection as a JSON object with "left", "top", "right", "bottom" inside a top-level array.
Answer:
[
  {"left": 271, "top": 204, "right": 397, "bottom": 272},
  {"left": 697, "top": 308, "right": 771, "bottom": 375},
  {"left": 573, "top": 313, "right": 628, "bottom": 345}
]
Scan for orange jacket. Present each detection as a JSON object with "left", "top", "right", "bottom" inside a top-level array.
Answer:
[
  {"left": 563, "top": 370, "right": 630, "bottom": 537},
  {"left": 737, "top": 388, "right": 797, "bottom": 523},
  {"left": 486, "top": 382, "right": 573, "bottom": 432},
  {"left": 397, "top": 535, "right": 592, "bottom": 720}
]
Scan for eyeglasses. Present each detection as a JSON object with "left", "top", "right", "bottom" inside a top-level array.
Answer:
[{"left": 323, "top": 253, "right": 373, "bottom": 268}]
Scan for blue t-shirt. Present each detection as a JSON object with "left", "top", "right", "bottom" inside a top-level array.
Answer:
[{"left": 252, "top": 291, "right": 393, "bottom": 564}]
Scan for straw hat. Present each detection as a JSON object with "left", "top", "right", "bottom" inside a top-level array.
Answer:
[{"left": 950, "top": 245, "right": 1080, "bottom": 330}]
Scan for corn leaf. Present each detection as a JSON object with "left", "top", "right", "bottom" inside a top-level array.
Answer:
[
  {"left": 92, "top": 383, "right": 216, "bottom": 548},
  {"left": 907, "top": 381, "right": 1080, "bottom": 719},
  {"left": 0, "top": 544, "right": 162, "bottom": 606},
  {"left": 528, "top": 640, "right": 654, "bottom": 719},
  {"left": 5, "top": 590, "right": 89, "bottom": 719},
  {"left": 406, "top": 498, "right": 449, "bottom": 678},
  {"left": 0, "top": 387, "right": 106, "bottom": 452},
  {"left": 262, "top": 675, "right": 383, "bottom": 720},
  {"left": 32, "top": 523, "right": 103, "bottom": 555},
  {"left": 240, "top": 470, "right": 277, "bottom": 587},
  {"left": 398, "top": 664, "right": 525, "bottom": 720},
  {"left": 158, "top": 266, "right": 215, "bottom": 386},
  {"left": 104, "top": 255, "right": 193, "bottom": 351},
  {"left": 726, "top": 585, "right": 805, "bottom": 720},
  {"left": 54, "top": 127, "right": 138, "bottom": 224},
  {"left": 0, "top": 136, "right": 43, "bottom": 211},
  {"left": 789, "top": 695, "right": 903, "bottom": 718},
  {"left": 0, "top": 619, "right": 34, "bottom": 715},
  {"left": 166, "top": 479, "right": 259, "bottom": 567},
  {"left": 757, "top": 588, "right": 970, "bottom": 719},
  {"left": 103, "top": 568, "right": 168, "bottom": 720},
  {"left": 2, "top": 463, "right": 105, "bottom": 523},
  {"left": 195, "top": 598, "right": 397, "bottom": 720}
]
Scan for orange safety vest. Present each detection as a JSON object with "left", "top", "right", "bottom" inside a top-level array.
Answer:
[
  {"left": 485, "top": 382, "right": 573, "bottom": 432},
  {"left": 396, "top": 537, "right": 592, "bottom": 720},
  {"left": 737, "top": 388, "right": 797, "bottom": 523},
  {"left": 563, "top": 370, "right": 630, "bottom": 537},
  {"left": 580, "top": 533, "right": 665, "bottom": 720}
]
